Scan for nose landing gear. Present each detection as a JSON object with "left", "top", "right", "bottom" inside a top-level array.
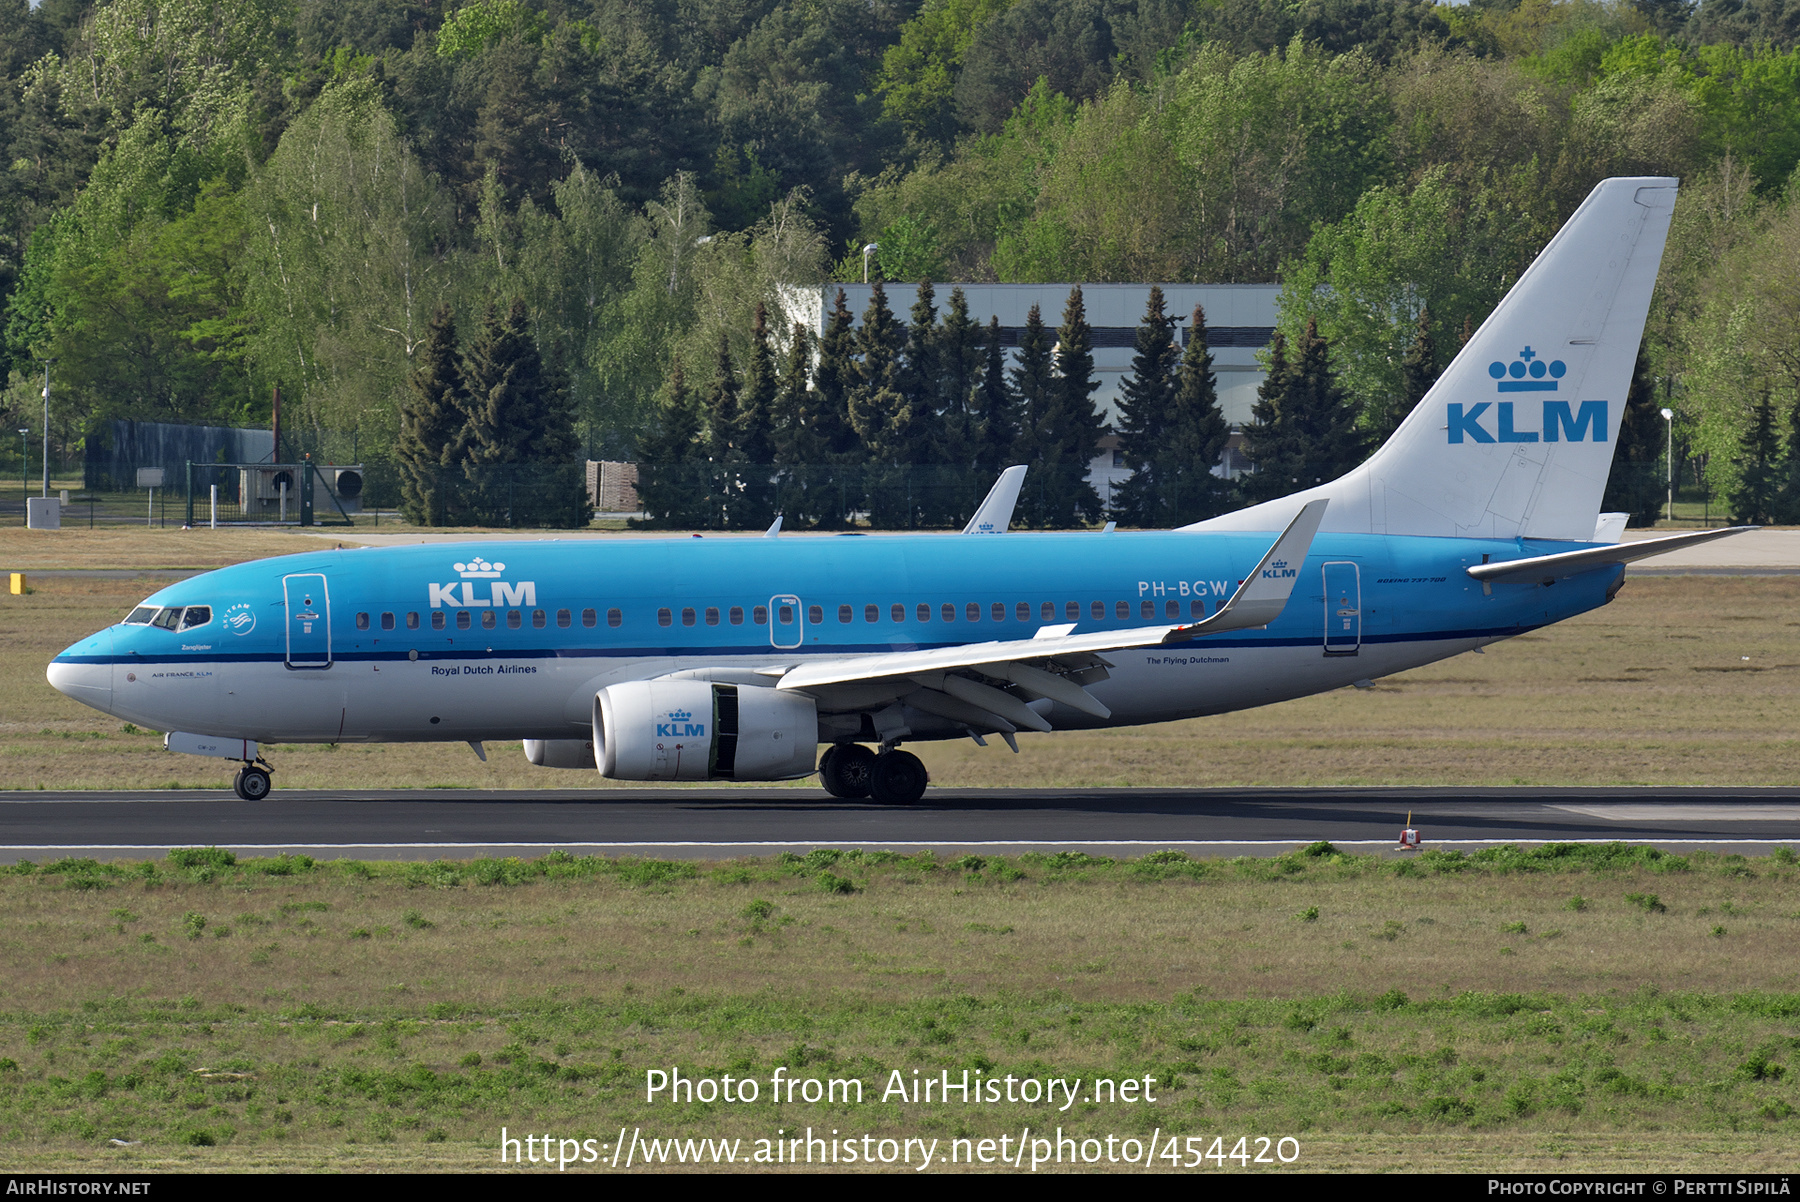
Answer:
[{"left": 233, "top": 760, "right": 273, "bottom": 801}]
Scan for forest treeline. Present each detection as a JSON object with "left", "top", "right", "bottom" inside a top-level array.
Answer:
[{"left": 1, "top": 0, "right": 1799, "bottom": 520}]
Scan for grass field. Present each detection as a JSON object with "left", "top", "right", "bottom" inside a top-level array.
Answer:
[
  {"left": 3, "top": 527, "right": 1798, "bottom": 790},
  {"left": 0, "top": 844, "right": 1796, "bottom": 1172}
]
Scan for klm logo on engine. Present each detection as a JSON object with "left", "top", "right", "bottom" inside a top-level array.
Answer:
[
  {"left": 1261, "top": 558, "right": 1297, "bottom": 581},
  {"left": 657, "top": 709, "right": 706, "bottom": 738},
  {"left": 427, "top": 557, "right": 538, "bottom": 608},
  {"left": 1448, "top": 400, "right": 1607, "bottom": 445}
]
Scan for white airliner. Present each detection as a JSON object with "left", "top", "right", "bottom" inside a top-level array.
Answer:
[{"left": 49, "top": 177, "right": 1747, "bottom": 802}]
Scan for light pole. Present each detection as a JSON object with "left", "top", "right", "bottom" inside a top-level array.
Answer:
[
  {"left": 862, "top": 242, "right": 878, "bottom": 284},
  {"left": 1660, "top": 407, "right": 1675, "bottom": 523},
  {"left": 17, "top": 430, "right": 28, "bottom": 521},
  {"left": 37, "top": 359, "right": 53, "bottom": 497}
]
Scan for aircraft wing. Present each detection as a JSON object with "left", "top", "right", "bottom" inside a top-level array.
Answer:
[
  {"left": 774, "top": 501, "right": 1327, "bottom": 731},
  {"left": 1466, "top": 525, "right": 1755, "bottom": 585}
]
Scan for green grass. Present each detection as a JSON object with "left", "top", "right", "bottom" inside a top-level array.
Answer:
[{"left": 3, "top": 846, "right": 1799, "bottom": 1171}]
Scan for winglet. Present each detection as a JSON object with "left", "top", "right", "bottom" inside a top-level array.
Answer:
[
  {"left": 764, "top": 515, "right": 783, "bottom": 538},
  {"left": 1166, "top": 499, "right": 1328, "bottom": 642},
  {"left": 962, "top": 465, "right": 1027, "bottom": 534}
]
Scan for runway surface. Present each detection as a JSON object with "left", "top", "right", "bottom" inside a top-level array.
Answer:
[{"left": 3, "top": 786, "right": 1798, "bottom": 861}]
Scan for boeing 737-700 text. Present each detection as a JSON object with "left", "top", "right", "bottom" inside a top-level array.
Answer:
[{"left": 48, "top": 177, "right": 1748, "bottom": 803}]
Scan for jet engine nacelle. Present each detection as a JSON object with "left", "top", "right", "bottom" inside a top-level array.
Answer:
[
  {"left": 593, "top": 680, "right": 818, "bottom": 781},
  {"left": 522, "top": 738, "right": 596, "bottom": 769}
]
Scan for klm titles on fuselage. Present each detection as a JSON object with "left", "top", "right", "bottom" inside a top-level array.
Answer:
[{"left": 426, "top": 558, "right": 537, "bottom": 609}]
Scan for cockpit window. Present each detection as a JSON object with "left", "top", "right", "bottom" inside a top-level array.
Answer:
[
  {"left": 180, "top": 606, "right": 212, "bottom": 629},
  {"left": 123, "top": 607, "right": 157, "bottom": 625},
  {"left": 151, "top": 608, "right": 181, "bottom": 629}
]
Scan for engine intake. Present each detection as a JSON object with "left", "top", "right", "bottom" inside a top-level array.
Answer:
[{"left": 593, "top": 680, "right": 817, "bottom": 781}]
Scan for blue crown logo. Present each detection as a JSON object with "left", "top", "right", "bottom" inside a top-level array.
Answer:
[
  {"left": 1488, "top": 346, "right": 1565, "bottom": 392},
  {"left": 668, "top": 710, "right": 692, "bottom": 722}
]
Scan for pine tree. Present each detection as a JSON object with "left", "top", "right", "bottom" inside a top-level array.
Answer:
[
  {"left": 1731, "top": 391, "right": 1781, "bottom": 526},
  {"left": 1603, "top": 343, "right": 1668, "bottom": 527},
  {"left": 461, "top": 299, "right": 586, "bottom": 527},
  {"left": 1239, "top": 329, "right": 1299, "bottom": 506},
  {"left": 397, "top": 305, "right": 468, "bottom": 526},
  {"left": 1289, "top": 317, "right": 1367, "bottom": 490},
  {"left": 770, "top": 321, "right": 813, "bottom": 523},
  {"left": 1019, "top": 286, "right": 1104, "bottom": 527},
  {"left": 895, "top": 281, "right": 946, "bottom": 524},
  {"left": 1010, "top": 303, "right": 1055, "bottom": 468},
  {"left": 934, "top": 286, "right": 985, "bottom": 521},
  {"left": 635, "top": 357, "right": 709, "bottom": 528},
  {"left": 1161, "top": 305, "right": 1233, "bottom": 525},
  {"left": 972, "top": 316, "right": 1020, "bottom": 482},
  {"left": 806, "top": 289, "right": 864, "bottom": 528},
  {"left": 1775, "top": 394, "right": 1800, "bottom": 525},
  {"left": 701, "top": 330, "right": 741, "bottom": 529},
  {"left": 1111, "top": 287, "right": 1181, "bottom": 527},
  {"left": 849, "top": 282, "right": 911, "bottom": 527},
  {"left": 1375, "top": 306, "right": 1438, "bottom": 445}
]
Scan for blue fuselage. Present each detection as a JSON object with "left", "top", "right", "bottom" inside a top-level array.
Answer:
[{"left": 49, "top": 530, "right": 1619, "bottom": 745}]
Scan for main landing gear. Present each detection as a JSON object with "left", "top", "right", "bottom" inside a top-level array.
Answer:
[
  {"left": 233, "top": 760, "right": 274, "bottom": 801},
  {"left": 819, "top": 743, "right": 928, "bottom": 805}
]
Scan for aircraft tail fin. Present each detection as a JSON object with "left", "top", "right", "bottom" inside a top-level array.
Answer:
[{"left": 1188, "top": 177, "right": 1678, "bottom": 542}]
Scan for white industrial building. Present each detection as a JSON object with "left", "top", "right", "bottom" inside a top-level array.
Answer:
[{"left": 783, "top": 283, "right": 1280, "bottom": 500}]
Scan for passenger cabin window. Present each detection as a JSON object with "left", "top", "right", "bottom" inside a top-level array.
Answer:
[
  {"left": 839, "top": 605, "right": 853, "bottom": 624},
  {"left": 432, "top": 612, "right": 446, "bottom": 631},
  {"left": 532, "top": 609, "right": 547, "bottom": 629},
  {"left": 1166, "top": 598, "right": 1180, "bottom": 619},
  {"left": 506, "top": 610, "right": 522, "bottom": 629},
  {"left": 753, "top": 606, "right": 769, "bottom": 625},
  {"left": 992, "top": 603, "right": 1006, "bottom": 622},
  {"left": 556, "top": 609, "right": 571, "bottom": 628},
  {"left": 1040, "top": 602, "right": 1055, "bottom": 621},
  {"left": 481, "top": 611, "right": 497, "bottom": 629},
  {"left": 1115, "top": 600, "right": 1129, "bottom": 619},
  {"left": 1016, "top": 602, "right": 1031, "bottom": 622},
  {"left": 890, "top": 604, "right": 904, "bottom": 623},
  {"left": 1191, "top": 599, "right": 1206, "bottom": 619},
  {"left": 916, "top": 604, "right": 931, "bottom": 622},
  {"left": 406, "top": 612, "right": 420, "bottom": 630},
  {"left": 940, "top": 603, "right": 955, "bottom": 622},
  {"left": 456, "top": 611, "right": 471, "bottom": 630},
  {"left": 1090, "top": 600, "right": 1105, "bottom": 620},
  {"left": 778, "top": 604, "right": 794, "bottom": 624},
  {"left": 658, "top": 608, "right": 672, "bottom": 627},
  {"left": 1141, "top": 600, "right": 1155, "bottom": 619},
  {"left": 380, "top": 612, "right": 395, "bottom": 631},
  {"left": 681, "top": 608, "right": 696, "bottom": 627},
  {"left": 865, "top": 605, "right": 879, "bottom": 623},
  {"left": 967, "top": 603, "right": 981, "bottom": 622},
  {"left": 729, "top": 607, "right": 744, "bottom": 625},
  {"left": 808, "top": 605, "right": 823, "bottom": 625},
  {"left": 1065, "top": 601, "right": 1080, "bottom": 621},
  {"left": 603, "top": 609, "right": 618, "bottom": 628},
  {"left": 705, "top": 607, "right": 720, "bottom": 626},
  {"left": 355, "top": 612, "right": 370, "bottom": 630},
  {"left": 180, "top": 606, "right": 212, "bottom": 629},
  {"left": 124, "top": 606, "right": 157, "bottom": 625}
]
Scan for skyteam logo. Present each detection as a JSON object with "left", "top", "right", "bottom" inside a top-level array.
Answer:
[
  {"left": 222, "top": 603, "right": 256, "bottom": 636},
  {"left": 657, "top": 709, "right": 706, "bottom": 738},
  {"left": 1261, "top": 558, "right": 1297, "bottom": 581},
  {"left": 428, "top": 558, "right": 537, "bottom": 608},
  {"left": 1489, "top": 346, "right": 1567, "bottom": 391}
]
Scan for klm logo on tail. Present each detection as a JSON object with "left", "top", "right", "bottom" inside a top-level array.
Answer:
[
  {"left": 1449, "top": 400, "right": 1607, "bottom": 445},
  {"left": 1489, "top": 346, "right": 1566, "bottom": 392}
]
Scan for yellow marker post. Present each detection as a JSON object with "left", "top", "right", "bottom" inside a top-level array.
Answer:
[{"left": 9, "top": 572, "right": 25, "bottom": 595}]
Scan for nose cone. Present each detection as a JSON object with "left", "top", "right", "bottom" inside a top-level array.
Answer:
[{"left": 48, "top": 629, "right": 114, "bottom": 713}]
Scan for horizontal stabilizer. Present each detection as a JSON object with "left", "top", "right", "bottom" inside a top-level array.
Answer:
[{"left": 1466, "top": 526, "right": 1755, "bottom": 585}]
